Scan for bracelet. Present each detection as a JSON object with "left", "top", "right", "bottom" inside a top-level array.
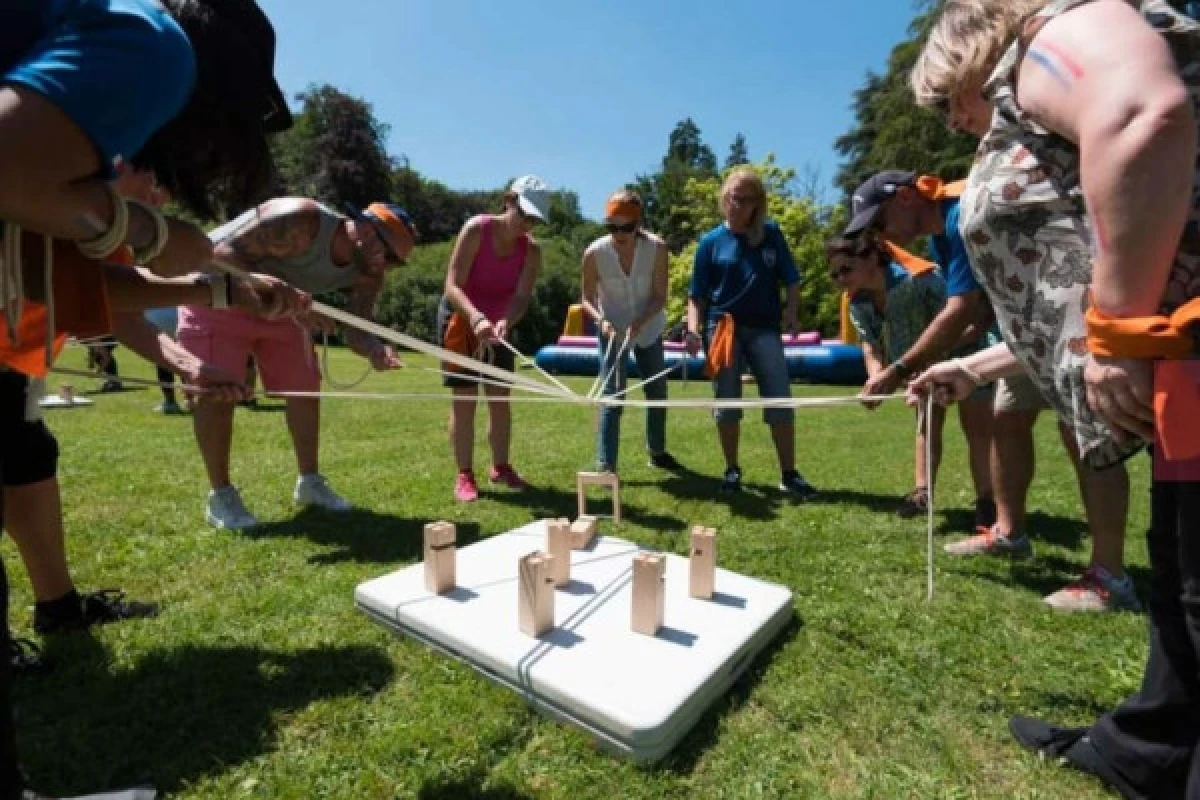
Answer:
[
  {"left": 469, "top": 311, "right": 486, "bottom": 329},
  {"left": 127, "top": 199, "right": 169, "bottom": 264},
  {"left": 77, "top": 184, "right": 129, "bottom": 260},
  {"left": 953, "top": 358, "right": 985, "bottom": 387}
]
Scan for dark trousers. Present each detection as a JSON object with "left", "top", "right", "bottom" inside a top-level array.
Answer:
[
  {"left": 1090, "top": 480, "right": 1200, "bottom": 799},
  {"left": 156, "top": 365, "right": 176, "bottom": 402}
]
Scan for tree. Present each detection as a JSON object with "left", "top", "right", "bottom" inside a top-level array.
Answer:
[
  {"left": 635, "top": 118, "right": 721, "bottom": 253},
  {"left": 724, "top": 133, "right": 750, "bottom": 169},
  {"left": 833, "top": 2, "right": 976, "bottom": 198},
  {"left": 273, "top": 85, "right": 394, "bottom": 211}
]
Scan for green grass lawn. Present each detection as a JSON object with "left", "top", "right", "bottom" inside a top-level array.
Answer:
[{"left": 9, "top": 347, "right": 1151, "bottom": 799}]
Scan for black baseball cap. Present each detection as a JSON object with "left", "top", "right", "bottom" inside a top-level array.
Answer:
[
  {"left": 204, "top": 0, "right": 293, "bottom": 133},
  {"left": 844, "top": 170, "right": 917, "bottom": 236}
]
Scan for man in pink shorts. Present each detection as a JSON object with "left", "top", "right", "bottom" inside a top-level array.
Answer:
[{"left": 178, "top": 199, "right": 415, "bottom": 529}]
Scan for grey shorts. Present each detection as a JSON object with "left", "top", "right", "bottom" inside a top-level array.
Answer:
[{"left": 994, "top": 373, "right": 1050, "bottom": 414}]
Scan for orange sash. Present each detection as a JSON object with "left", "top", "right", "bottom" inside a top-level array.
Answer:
[
  {"left": 1087, "top": 296, "right": 1200, "bottom": 462},
  {"left": 441, "top": 311, "right": 478, "bottom": 374},
  {"left": 703, "top": 314, "right": 735, "bottom": 379},
  {"left": 880, "top": 240, "right": 938, "bottom": 277}
]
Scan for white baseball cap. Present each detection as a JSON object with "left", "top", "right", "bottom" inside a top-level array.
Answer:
[{"left": 509, "top": 174, "right": 551, "bottom": 222}]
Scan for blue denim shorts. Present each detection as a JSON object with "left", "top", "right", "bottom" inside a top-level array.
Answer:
[{"left": 708, "top": 322, "right": 793, "bottom": 425}]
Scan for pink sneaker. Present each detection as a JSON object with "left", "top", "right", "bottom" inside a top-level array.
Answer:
[
  {"left": 454, "top": 470, "right": 478, "bottom": 502},
  {"left": 489, "top": 464, "right": 529, "bottom": 490}
]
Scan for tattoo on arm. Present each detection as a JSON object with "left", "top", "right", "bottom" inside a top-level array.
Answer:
[
  {"left": 228, "top": 203, "right": 321, "bottom": 268},
  {"left": 1027, "top": 40, "right": 1084, "bottom": 89}
]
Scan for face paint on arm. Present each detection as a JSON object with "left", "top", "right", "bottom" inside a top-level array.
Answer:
[{"left": 1027, "top": 39, "right": 1085, "bottom": 89}]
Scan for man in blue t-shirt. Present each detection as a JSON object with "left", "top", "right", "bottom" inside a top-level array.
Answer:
[
  {"left": 686, "top": 170, "right": 818, "bottom": 498},
  {"left": 845, "top": 171, "right": 997, "bottom": 529}
]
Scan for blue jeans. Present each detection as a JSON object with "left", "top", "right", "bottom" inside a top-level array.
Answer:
[
  {"left": 596, "top": 337, "right": 668, "bottom": 470},
  {"left": 708, "top": 321, "right": 793, "bottom": 425}
]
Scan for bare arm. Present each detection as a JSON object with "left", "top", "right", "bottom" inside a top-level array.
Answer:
[
  {"left": 686, "top": 296, "right": 706, "bottom": 336},
  {"left": 580, "top": 248, "right": 604, "bottom": 323},
  {"left": 861, "top": 340, "right": 885, "bottom": 379},
  {"left": 504, "top": 241, "right": 542, "bottom": 328},
  {"left": 898, "top": 290, "right": 989, "bottom": 372},
  {"left": 443, "top": 219, "right": 485, "bottom": 323},
  {"left": 1018, "top": 3, "right": 1196, "bottom": 316},
  {"left": 104, "top": 266, "right": 214, "bottom": 310},
  {"left": 344, "top": 273, "right": 385, "bottom": 359},
  {"left": 213, "top": 197, "right": 324, "bottom": 273}
]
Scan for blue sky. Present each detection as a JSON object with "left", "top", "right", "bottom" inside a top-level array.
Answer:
[{"left": 259, "top": 1, "right": 917, "bottom": 219}]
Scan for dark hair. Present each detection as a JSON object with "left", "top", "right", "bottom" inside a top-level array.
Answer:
[
  {"left": 825, "top": 236, "right": 888, "bottom": 267},
  {"left": 131, "top": 0, "right": 283, "bottom": 219}
]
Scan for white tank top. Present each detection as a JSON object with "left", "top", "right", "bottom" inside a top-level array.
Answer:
[{"left": 589, "top": 234, "right": 666, "bottom": 348}]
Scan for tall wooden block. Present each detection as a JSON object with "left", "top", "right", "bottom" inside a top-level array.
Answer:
[
  {"left": 546, "top": 518, "right": 572, "bottom": 587},
  {"left": 688, "top": 525, "right": 717, "bottom": 600},
  {"left": 569, "top": 515, "right": 598, "bottom": 550},
  {"left": 518, "top": 552, "right": 556, "bottom": 637},
  {"left": 423, "top": 521, "right": 456, "bottom": 594},
  {"left": 631, "top": 553, "right": 666, "bottom": 636},
  {"left": 577, "top": 471, "right": 621, "bottom": 524}
]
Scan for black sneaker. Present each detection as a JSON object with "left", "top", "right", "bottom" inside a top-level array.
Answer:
[
  {"left": 780, "top": 470, "right": 818, "bottom": 500},
  {"left": 34, "top": 589, "right": 159, "bottom": 635},
  {"left": 720, "top": 466, "right": 742, "bottom": 493},
  {"left": 648, "top": 452, "right": 683, "bottom": 471},
  {"left": 897, "top": 487, "right": 930, "bottom": 518},
  {"left": 10, "top": 637, "right": 47, "bottom": 676},
  {"left": 974, "top": 497, "right": 997, "bottom": 529}
]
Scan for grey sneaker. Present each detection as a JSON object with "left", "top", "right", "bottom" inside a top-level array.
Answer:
[
  {"left": 205, "top": 486, "right": 259, "bottom": 531},
  {"left": 294, "top": 474, "right": 352, "bottom": 511},
  {"left": 1044, "top": 567, "right": 1142, "bottom": 612},
  {"left": 943, "top": 526, "right": 1034, "bottom": 560}
]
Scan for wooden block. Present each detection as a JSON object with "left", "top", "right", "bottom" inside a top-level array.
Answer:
[
  {"left": 518, "top": 552, "right": 556, "bottom": 637},
  {"left": 569, "top": 515, "right": 598, "bottom": 550},
  {"left": 577, "top": 471, "right": 622, "bottom": 524},
  {"left": 546, "top": 518, "right": 572, "bottom": 587},
  {"left": 631, "top": 553, "right": 666, "bottom": 635},
  {"left": 688, "top": 525, "right": 717, "bottom": 600},
  {"left": 423, "top": 521, "right": 456, "bottom": 594}
]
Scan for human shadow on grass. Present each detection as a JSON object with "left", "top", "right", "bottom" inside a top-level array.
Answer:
[
  {"left": 417, "top": 774, "right": 534, "bottom": 800},
  {"left": 244, "top": 506, "right": 483, "bottom": 566},
  {"left": 16, "top": 635, "right": 394, "bottom": 797},
  {"left": 622, "top": 473, "right": 786, "bottom": 522},
  {"left": 656, "top": 612, "right": 804, "bottom": 775},
  {"left": 947, "top": 550, "right": 1152, "bottom": 608},
  {"left": 800, "top": 487, "right": 903, "bottom": 515},
  {"left": 484, "top": 483, "right": 683, "bottom": 530}
]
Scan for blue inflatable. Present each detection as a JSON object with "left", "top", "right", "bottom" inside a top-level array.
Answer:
[{"left": 533, "top": 342, "right": 867, "bottom": 386}]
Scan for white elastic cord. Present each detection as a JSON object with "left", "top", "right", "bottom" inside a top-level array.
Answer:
[
  {"left": 321, "top": 329, "right": 372, "bottom": 391},
  {"left": 2, "top": 221, "right": 24, "bottom": 344},
  {"left": 918, "top": 392, "right": 936, "bottom": 602},
  {"left": 76, "top": 184, "right": 129, "bottom": 261},
  {"left": 126, "top": 198, "right": 169, "bottom": 264},
  {"left": 491, "top": 335, "right": 576, "bottom": 397}
]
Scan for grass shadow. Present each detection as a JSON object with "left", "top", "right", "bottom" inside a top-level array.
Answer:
[
  {"left": 16, "top": 636, "right": 394, "bottom": 796},
  {"left": 245, "top": 506, "right": 483, "bottom": 565},
  {"left": 949, "top": 551, "right": 1151, "bottom": 608},
  {"left": 658, "top": 612, "right": 804, "bottom": 774},
  {"left": 417, "top": 775, "right": 534, "bottom": 799},
  {"left": 937, "top": 509, "right": 1088, "bottom": 549},
  {"left": 624, "top": 473, "right": 787, "bottom": 522},
  {"left": 804, "top": 487, "right": 901, "bottom": 515},
  {"left": 484, "top": 483, "right": 683, "bottom": 530}
]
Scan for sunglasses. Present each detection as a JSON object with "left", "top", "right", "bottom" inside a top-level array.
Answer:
[
  {"left": 606, "top": 221, "right": 637, "bottom": 234},
  {"left": 829, "top": 264, "right": 857, "bottom": 282}
]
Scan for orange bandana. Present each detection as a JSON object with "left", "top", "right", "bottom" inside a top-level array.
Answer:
[
  {"left": 913, "top": 176, "right": 966, "bottom": 202},
  {"left": 880, "top": 240, "right": 938, "bottom": 277},
  {"left": 703, "top": 314, "right": 735, "bottom": 379}
]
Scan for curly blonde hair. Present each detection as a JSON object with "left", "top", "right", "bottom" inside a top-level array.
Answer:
[
  {"left": 720, "top": 167, "right": 768, "bottom": 246},
  {"left": 911, "top": 0, "right": 1050, "bottom": 110}
]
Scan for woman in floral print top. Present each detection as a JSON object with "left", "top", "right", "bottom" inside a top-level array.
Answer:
[{"left": 909, "top": 1, "right": 1200, "bottom": 797}]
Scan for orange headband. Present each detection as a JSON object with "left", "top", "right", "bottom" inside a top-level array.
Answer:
[
  {"left": 366, "top": 203, "right": 416, "bottom": 251},
  {"left": 605, "top": 198, "right": 642, "bottom": 222}
]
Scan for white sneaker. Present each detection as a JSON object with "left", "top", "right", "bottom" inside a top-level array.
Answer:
[
  {"left": 205, "top": 486, "right": 259, "bottom": 531},
  {"left": 294, "top": 474, "right": 352, "bottom": 511},
  {"left": 1043, "top": 567, "right": 1142, "bottom": 612}
]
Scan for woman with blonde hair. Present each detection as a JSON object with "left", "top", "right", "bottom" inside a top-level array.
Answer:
[
  {"left": 908, "top": 1, "right": 1200, "bottom": 795},
  {"left": 581, "top": 190, "right": 681, "bottom": 473},
  {"left": 685, "top": 168, "right": 817, "bottom": 497}
]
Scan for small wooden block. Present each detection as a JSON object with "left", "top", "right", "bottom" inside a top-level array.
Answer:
[
  {"left": 517, "top": 552, "right": 556, "bottom": 637},
  {"left": 688, "top": 525, "right": 717, "bottom": 600},
  {"left": 569, "top": 515, "right": 598, "bottom": 550},
  {"left": 545, "top": 518, "right": 572, "bottom": 588},
  {"left": 423, "top": 521, "right": 456, "bottom": 594},
  {"left": 631, "top": 553, "right": 666, "bottom": 635},
  {"left": 577, "top": 471, "right": 622, "bottom": 524}
]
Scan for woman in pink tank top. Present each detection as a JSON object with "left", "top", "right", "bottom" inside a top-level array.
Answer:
[{"left": 440, "top": 175, "right": 548, "bottom": 502}]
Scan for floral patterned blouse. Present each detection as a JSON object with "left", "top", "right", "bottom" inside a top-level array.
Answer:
[{"left": 962, "top": 0, "right": 1200, "bottom": 468}]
